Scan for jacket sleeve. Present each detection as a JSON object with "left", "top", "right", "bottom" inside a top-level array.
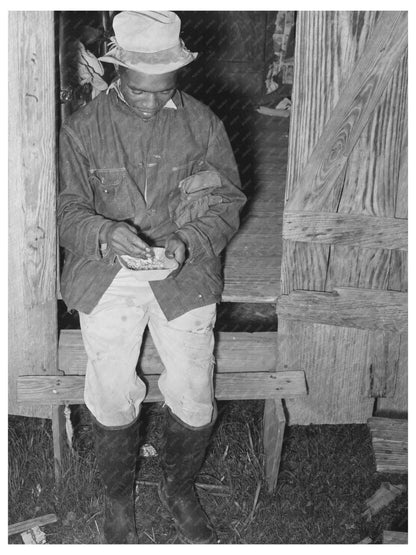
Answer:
[
  {"left": 174, "top": 117, "right": 247, "bottom": 264},
  {"left": 57, "top": 125, "right": 115, "bottom": 262}
]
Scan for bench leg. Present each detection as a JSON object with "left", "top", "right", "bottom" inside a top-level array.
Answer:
[
  {"left": 51, "top": 405, "right": 66, "bottom": 483},
  {"left": 263, "top": 399, "right": 286, "bottom": 493}
]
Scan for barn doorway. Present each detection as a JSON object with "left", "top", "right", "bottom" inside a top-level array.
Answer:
[{"left": 57, "top": 10, "right": 296, "bottom": 332}]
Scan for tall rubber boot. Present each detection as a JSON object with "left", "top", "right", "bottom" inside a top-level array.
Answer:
[
  {"left": 91, "top": 415, "right": 140, "bottom": 544},
  {"left": 158, "top": 406, "right": 218, "bottom": 544}
]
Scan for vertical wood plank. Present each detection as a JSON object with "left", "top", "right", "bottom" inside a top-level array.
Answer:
[
  {"left": 278, "top": 319, "right": 375, "bottom": 425},
  {"left": 363, "top": 331, "right": 401, "bottom": 398},
  {"left": 388, "top": 250, "right": 408, "bottom": 292},
  {"left": 285, "top": 12, "right": 379, "bottom": 204},
  {"left": 263, "top": 399, "right": 286, "bottom": 493},
  {"left": 8, "top": 11, "right": 57, "bottom": 418},
  {"left": 395, "top": 59, "right": 408, "bottom": 220},
  {"left": 281, "top": 241, "right": 330, "bottom": 295},
  {"left": 338, "top": 51, "right": 408, "bottom": 217},
  {"left": 376, "top": 332, "right": 408, "bottom": 415},
  {"left": 327, "top": 245, "right": 391, "bottom": 290}
]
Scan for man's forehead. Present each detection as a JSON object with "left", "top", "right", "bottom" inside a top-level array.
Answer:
[{"left": 121, "top": 68, "right": 177, "bottom": 91}]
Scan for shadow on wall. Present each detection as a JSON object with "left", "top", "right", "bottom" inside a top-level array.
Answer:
[{"left": 176, "top": 11, "right": 277, "bottom": 195}]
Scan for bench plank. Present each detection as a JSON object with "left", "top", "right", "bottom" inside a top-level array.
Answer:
[{"left": 17, "top": 371, "right": 307, "bottom": 405}]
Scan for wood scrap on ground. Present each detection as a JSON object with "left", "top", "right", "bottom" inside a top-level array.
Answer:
[
  {"left": 8, "top": 513, "right": 58, "bottom": 536},
  {"left": 362, "top": 482, "right": 406, "bottom": 521},
  {"left": 382, "top": 530, "right": 408, "bottom": 544},
  {"left": 357, "top": 536, "right": 372, "bottom": 543},
  {"left": 367, "top": 417, "right": 407, "bottom": 474},
  {"left": 20, "top": 526, "right": 46, "bottom": 544},
  {"left": 8, "top": 513, "right": 58, "bottom": 544}
]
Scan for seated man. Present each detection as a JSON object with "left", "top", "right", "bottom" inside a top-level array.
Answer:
[{"left": 58, "top": 10, "right": 246, "bottom": 544}]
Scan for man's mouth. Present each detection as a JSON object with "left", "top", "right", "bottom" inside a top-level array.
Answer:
[{"left": 136, "top": 108, "right": 156, "bottom": 118}]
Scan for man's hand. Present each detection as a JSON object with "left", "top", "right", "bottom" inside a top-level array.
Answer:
[
  {"left": 105, "top": 222, "right": 151, "bottom": 258},
  {"left": 165, "top": 233, "right": 187, "bottom": 265}
]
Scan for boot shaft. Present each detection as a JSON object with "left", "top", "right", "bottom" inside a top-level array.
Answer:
[
  {"left": 92, "top": 415, "right": 140, "bottom": 498},
  {"left": 161, "top": 407, "right": 215, "bottom": 494}
]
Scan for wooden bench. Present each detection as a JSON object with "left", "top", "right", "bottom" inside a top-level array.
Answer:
[{"left": 18, "top": 329, "right": 306, "bottom": 492}]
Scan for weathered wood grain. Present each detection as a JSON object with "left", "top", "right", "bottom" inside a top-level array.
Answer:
[
  {"left": 338, "top": 50, "right": 408, "bottom": 217},
  {"left": 368, "top": 417, "right": 408, "bottom": 474},
  {"left": 368, "top": 417, "right": 408, "bottom": 439},
  {"left": 9, "top": 12, "right": 57, "bottom": 418},
  {"left": 17, "top": 371, "right": 307, "bottom": 405},
  {"left": 286, "top": 11, "right": 407, "bottom": 212},
  {"left": 278, "top": 319, "right": 375, "bottom": 425},
  {"left": 283, "top": 212, "right": 407, "bottom": 250},
  {"left": 277, "top": 288, "right": 407, "bottom": 333},
  {"left": 280, "top": 241, "right": 330, "bottom": 295},
  {"left": 58, "top": 330, "right": 277, "bottom": 376},
  {"left": 376, "top": 332, "right": 408, "bottom": 415},
  {"left": 327, "top": 50, "right": 407, "bottom": 292},
  {"left": 363, "top": 331, "right": 401, "bottom": 398},
  {"left": 327, "top": 245, "right": 392, "bottom": 290},
  {"left": 286, "top": 12, "right": 379, "bottom": 203},
  {"left": 395, "top": 62, "right": 408, "bottom": 220}
]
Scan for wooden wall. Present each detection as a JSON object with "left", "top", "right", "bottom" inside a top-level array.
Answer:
[
  {"left": 278, "top": 12, "right": 407, "bottom": 424},
  {"left": 9, "top": 11, "right": 58, "bottom": 418}
]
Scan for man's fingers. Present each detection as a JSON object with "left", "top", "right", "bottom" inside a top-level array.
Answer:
[
  {"left": 165, "top": 236, "right": 186, "bottom": 264},
  {"left": 108, "top": 223, "right": 151, "bottom": 257}
]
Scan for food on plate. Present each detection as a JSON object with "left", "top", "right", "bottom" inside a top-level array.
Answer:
[{"left": 120, "top": 254, "right": 167, "bottom": 270}]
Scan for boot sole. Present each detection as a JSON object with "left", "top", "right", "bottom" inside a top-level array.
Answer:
[{"left": 157, "top": 482, "right": 218, "bottom": 544}]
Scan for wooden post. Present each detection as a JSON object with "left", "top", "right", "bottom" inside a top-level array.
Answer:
[
  {"left": 51, "top": 406, "right": 67, "bottom": 482},
  {"left": 263, "top": 399, "right": 286, "bottom": 493},
  {"left": 8, "top": 11, "right": 58, "bottom": 420}
]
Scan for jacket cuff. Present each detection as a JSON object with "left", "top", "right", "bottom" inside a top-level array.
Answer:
[
  {"left": 97, "top": 220, "right": 118, "bottom": 264},
  {"left": 175, "top": 226, "right": 212, "bottom": 264}
]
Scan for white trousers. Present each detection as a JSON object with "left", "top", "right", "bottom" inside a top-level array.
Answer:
[{"left": 79, "top": 267, "right": 217, "bottom": 428}]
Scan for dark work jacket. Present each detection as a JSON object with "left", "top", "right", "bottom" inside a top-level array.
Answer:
[{"left": 57, "top": 88, "right": 246, "bottom": 320}]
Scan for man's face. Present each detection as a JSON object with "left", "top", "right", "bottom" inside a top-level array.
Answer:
[{"left": 119, "top": 68, "right": 177, "bottom": 120}]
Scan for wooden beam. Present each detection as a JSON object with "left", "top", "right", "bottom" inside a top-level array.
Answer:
[
  {"left": 283, "top": 211, "right": 407, "bottom": 251},
  {"left": 17, "top": 371, "right": 307, "bottom": 405},
  {"left": 58, "top": 330, "right": 277, "bottom": 376},
  {"left": 285, "top": 11, "right": 408, "bottom": 212},
  {"left": 277, "top": 288, "right": 407, "bottom": 333}
]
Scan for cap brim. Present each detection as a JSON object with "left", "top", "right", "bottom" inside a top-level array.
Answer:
[{"left": 99, "top": 45, "right": 198, "bottom": 75}]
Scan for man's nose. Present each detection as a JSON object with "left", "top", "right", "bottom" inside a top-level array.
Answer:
[{"left": 141, "top": 93, "right": 157, "bottom": 109}]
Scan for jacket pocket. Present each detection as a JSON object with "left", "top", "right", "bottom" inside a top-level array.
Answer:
[
  {"left": 169, "top": 171, "right": 223, "bottom": 227},
  {"left": 89, "top": 168, "right": 135, "bottom": 221}
]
